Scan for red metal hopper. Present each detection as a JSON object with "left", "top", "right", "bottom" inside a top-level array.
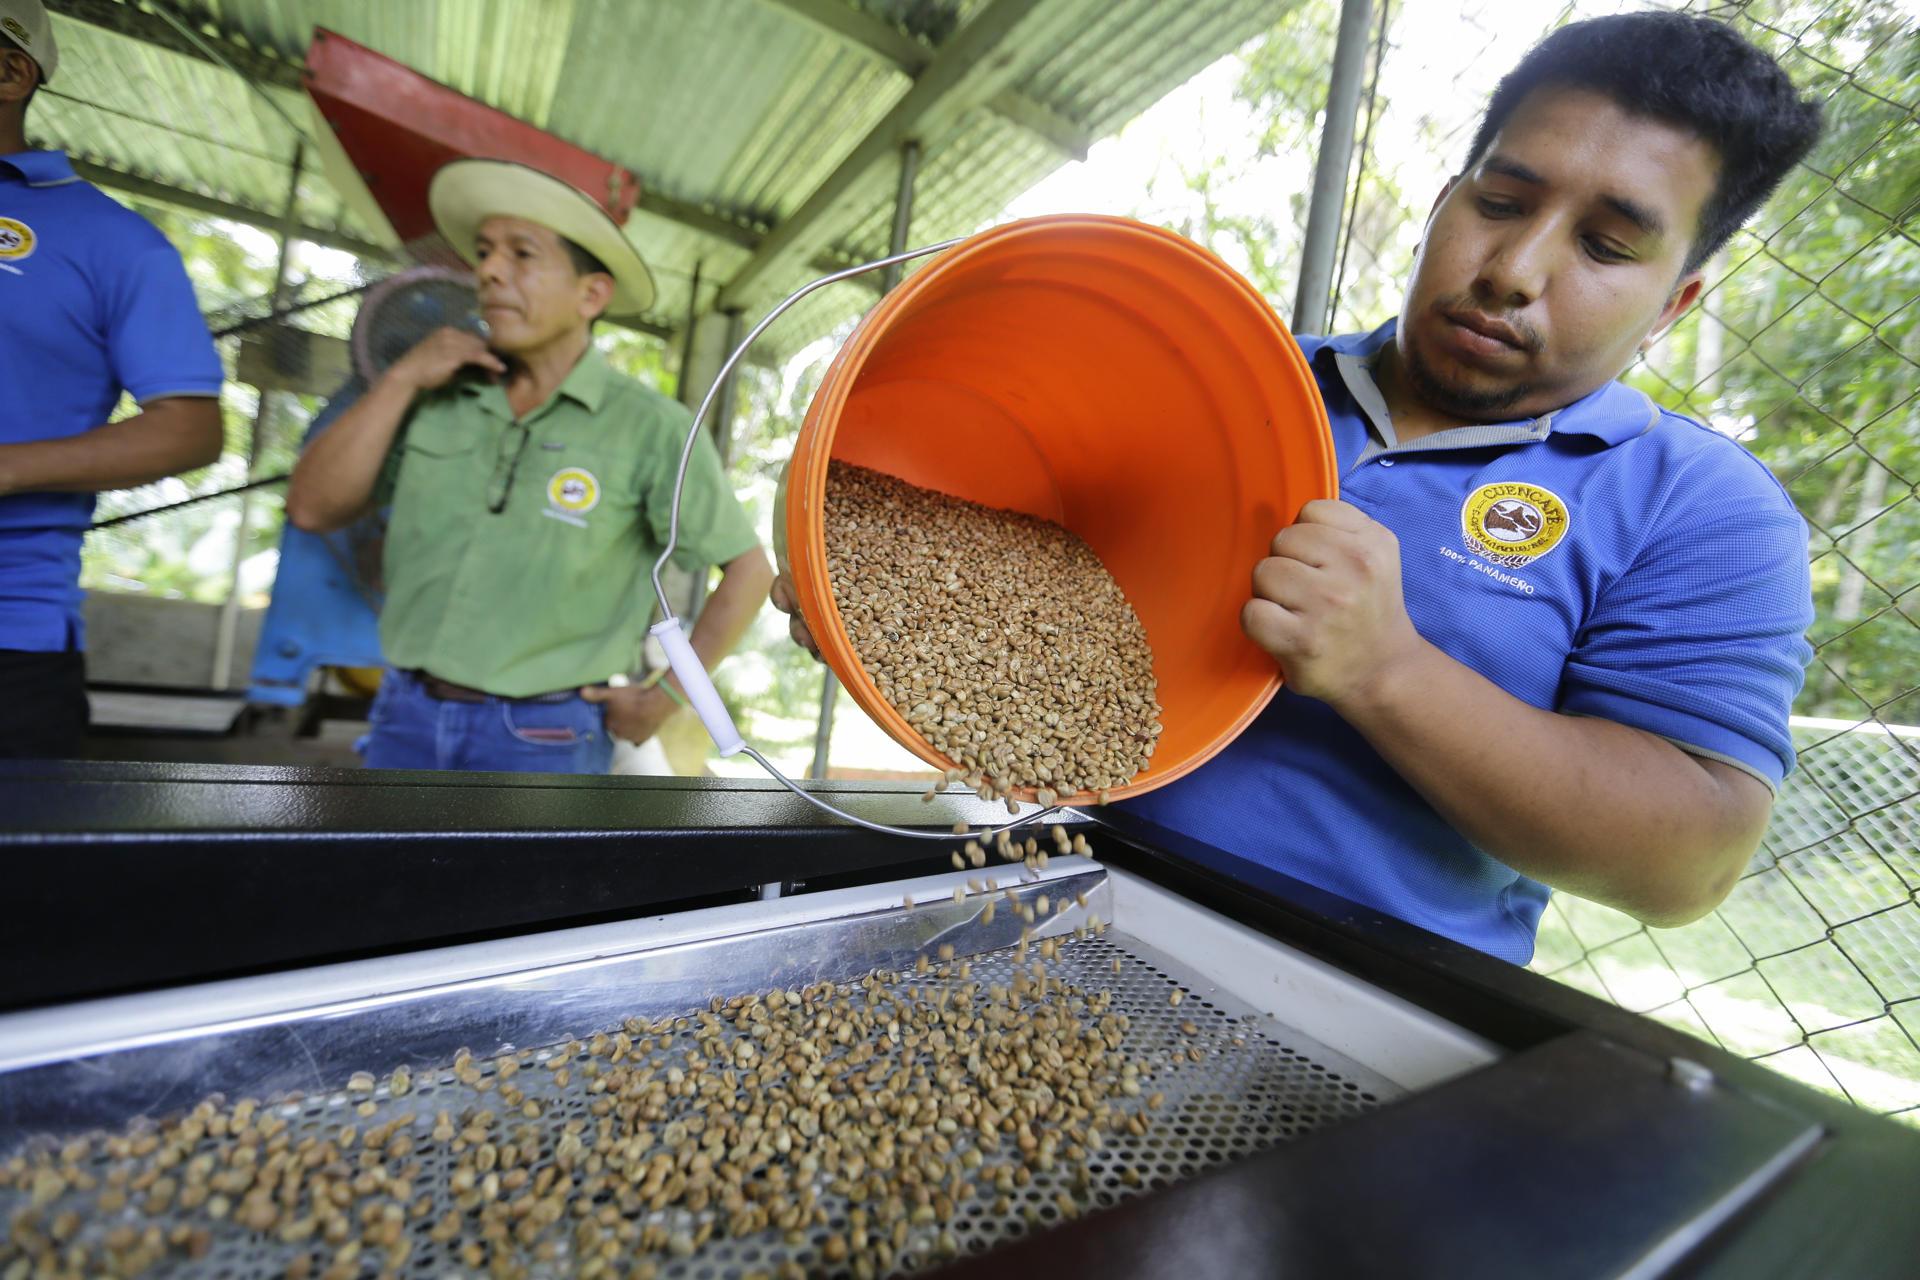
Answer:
[{"left": 303, "top": 28, "right": 639, "bottom": 248}]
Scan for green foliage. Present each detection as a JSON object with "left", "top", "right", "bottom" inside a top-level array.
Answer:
[
  {"left": 80, "top": 204, "right": 290, "bottom": 604},
  {"left": 1616, "top": 1, "right": 1920, "bottom": 721},
  {"left": 1164, "top": 2, "right": 1337, "bottom": 305},
  {"left": 599, "top": 326, "right": 677, "bottom": 396}
]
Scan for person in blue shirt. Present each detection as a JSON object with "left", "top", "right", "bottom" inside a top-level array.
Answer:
[
  {"left": 0, "top": 2, "right": 225, "bottom": 759},
  {"left": 773, "top": 13, "right": 1826, "bottom": 964}
]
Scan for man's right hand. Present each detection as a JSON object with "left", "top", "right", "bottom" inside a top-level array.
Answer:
[
  {"left": 287, "top": 327, "right": 504, "bottom": 534},
  {"left": 385, "top": 327, "right": 506, "bottom": 394},
  {"left": 769, "top": 571, "right": 821, "bottom": 661},
  {"left": 766, "top": 462, "right": 823, "bottom": 661}
]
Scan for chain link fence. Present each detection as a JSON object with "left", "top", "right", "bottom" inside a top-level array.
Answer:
[{"left": 1293, "top": 0, "right": 1919, "bottom": 1121}]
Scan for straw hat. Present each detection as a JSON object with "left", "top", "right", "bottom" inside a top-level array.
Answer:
[{"left": 428, "top": 159, "right": 656, "bottom": 319}]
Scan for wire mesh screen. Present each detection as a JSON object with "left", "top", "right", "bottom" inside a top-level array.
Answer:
[{"left": 1298, "top": 0, "right": 1919, "bottom": 1122}]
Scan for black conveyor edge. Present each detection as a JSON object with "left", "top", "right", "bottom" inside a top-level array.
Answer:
[
  {"left": 937, "top": 1031, "right": 1825, "bottom": 1280},
  {"left": 2, "top": 764, "right": 1015, "bottom": 1009}
]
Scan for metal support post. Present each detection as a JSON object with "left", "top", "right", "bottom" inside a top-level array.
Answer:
[
  {"left": 670, "top": 261, "right": 751, "bottom": 622},
  {"left": 212, "top": 143, "right": 304, "bottom": 690},
  {"left": 808, "top": 139, "right": 921, "bottom": 781},
  {"left": 679, "top": 307, "right": 749, "bottom": 622},
  {"left": 677, "top": 261, "right": 704, "bottom": 400},
  {"left": 712, "top": 309, "right": 747, "bottom": 468},
  {"left": 669, "top": 262, "right": 718, "bottom": 621},
  {"left": 879, "top": 140, "right": 922, "bottom": 294},
  {"left": 1291, "top": 0, "right": 1373, "bottom": 336}
]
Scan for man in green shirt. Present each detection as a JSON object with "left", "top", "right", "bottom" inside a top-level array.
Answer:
[{"left": 287, "top": 159, "right": 771, "bottom": 773}]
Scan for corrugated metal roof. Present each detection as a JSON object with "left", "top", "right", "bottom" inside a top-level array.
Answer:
[{"left": 30, "top": 0, "right": 1280, "bottom": 358}]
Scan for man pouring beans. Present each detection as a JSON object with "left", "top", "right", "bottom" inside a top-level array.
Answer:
[{"left": 773, "top": 13, "right": 1825, "bottom": 965}]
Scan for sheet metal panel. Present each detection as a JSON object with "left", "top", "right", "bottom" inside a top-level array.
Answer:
[{"left": 36, "top": 0, "right": 1279, "bottom": 358}]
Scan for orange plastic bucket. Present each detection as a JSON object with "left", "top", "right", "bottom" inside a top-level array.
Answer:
[{"left": 786, "top": 214, "right": 1335, "bottom": 803}]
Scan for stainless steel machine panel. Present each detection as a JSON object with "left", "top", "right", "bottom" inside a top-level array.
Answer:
[{"left": 0, "top": 862, "right": 1444, "bottom": 1279}]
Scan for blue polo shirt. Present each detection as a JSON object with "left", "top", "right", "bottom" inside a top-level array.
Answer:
[
  {"left": 1124, "top": 320, "right": 1813, "bottom": 964},
  {"left": 0, "top": 149, "right": 224, "bottom": 651}
]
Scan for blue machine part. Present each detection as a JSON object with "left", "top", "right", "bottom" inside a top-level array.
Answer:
[{"left": 247, "top": 379, "right": 386, "bottom": 706}]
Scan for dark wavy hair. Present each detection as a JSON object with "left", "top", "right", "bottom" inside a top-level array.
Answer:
[
  {"left": 559, "top": 236, "right": 612, "bottom": 323},
  {"left": 560, "top": 236, "right": 610, "bottom": 281},
  {"left": 1464, "top": 12, "right": 1824, "bottom": 272}
]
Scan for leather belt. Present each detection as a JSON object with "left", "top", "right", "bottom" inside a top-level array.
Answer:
[{"left": 410, "top": 671, "right": 577, "bottom": 704}]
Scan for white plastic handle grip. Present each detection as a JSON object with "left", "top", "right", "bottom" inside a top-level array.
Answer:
[{"left": 649, "top": 619, "right": 744, "bottom": 757}]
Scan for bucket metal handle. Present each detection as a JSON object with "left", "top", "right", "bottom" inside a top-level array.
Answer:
[
  {"left": 650, "top": 237, "right": 965, "bottom": 616},
  {"left": 645, "top": 235, "right": 1065, "bottom": 847}
]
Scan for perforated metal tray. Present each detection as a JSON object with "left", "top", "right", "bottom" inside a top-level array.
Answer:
[{"left": 0, "top": 864, "right": 1404, "bottom": 1278}]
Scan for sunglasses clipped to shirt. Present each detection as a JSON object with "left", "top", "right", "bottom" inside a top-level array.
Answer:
[{"left": 487, "top": 420, "right": 532, "bottom": 514}]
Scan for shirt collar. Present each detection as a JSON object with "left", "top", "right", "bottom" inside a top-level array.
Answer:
[
  {"left": 553, "top": 343, "right": 609, "bottom": 412},
  {"left": 1312, "top": 317, "right": 1659, "bottom": 448},
  {"left": 1, "top": 148, "right": 79, "bottom": 187},
  {"left": 459, "top": 342, "right": 609, "bottom": 415}
]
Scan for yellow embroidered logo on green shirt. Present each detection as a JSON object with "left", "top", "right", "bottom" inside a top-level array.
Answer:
[{"left": 544, "top": 467, "right": 600, "bottom": 526}]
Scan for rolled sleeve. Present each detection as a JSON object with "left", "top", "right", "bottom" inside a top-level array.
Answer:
[
  {"left": 105, "top": 242, "right": 223, "bottom": 404},
  {"left": 646, "top": 409, "right": 760, "bottom": 571},
  {"left": 1557, "top": 501, "right": 1813, "bottom": 787}
]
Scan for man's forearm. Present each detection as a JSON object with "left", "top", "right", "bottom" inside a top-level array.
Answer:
[
  {"left": 1335, "top": 638, "right": 1771, "bottom": 926},
  {"left": 0, "top": 398, "right": 222, "bottom": 497},
  {"left": 284, "top": 372, "right": 418, "bottom": 533},
  {"left": 676, "top": 548, "right": 775, "bottom": 677}
]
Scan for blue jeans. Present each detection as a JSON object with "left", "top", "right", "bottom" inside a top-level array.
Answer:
[{"left": 357, "top": 669, "right": 613, "bottom": 774}]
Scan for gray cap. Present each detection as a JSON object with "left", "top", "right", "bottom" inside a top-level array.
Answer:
[{"left": 0, "top": 0, "right": 58, "bottom": 84}]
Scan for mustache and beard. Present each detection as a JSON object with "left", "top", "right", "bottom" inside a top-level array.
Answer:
[{"left": 1401, "top": 297, "right": 1545, "bottom": 422}]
